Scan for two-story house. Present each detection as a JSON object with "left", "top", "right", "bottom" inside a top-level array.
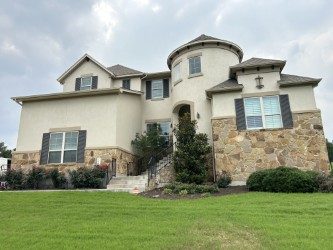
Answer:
[{"left": 11, "top": 34, "right": 329, "bottom": 185}]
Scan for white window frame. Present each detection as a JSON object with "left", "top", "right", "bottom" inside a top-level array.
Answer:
[
  {"left": 173, "top": 62, "right": 181, "bottom": 83},
  {"left": 189, "top": 56, "right": 201, "bottom": 75},
  {"left": 244, "top": 95, "right": 283, "bottom": 130},
  {"left": 151, "top": 79, "right": 163, "bottom": 99},
  {"left": 80, "top": 76, "right": 92, "bottom": 90},
  {"left": 48, "top": 131, "right": 79, "bottom": 164}
]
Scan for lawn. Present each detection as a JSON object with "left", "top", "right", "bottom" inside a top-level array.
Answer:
[{"left": 0, "top": 191, "right": 332, "bottom": 249}]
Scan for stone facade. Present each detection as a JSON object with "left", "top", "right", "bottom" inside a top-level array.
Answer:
[
  {"left": 11, "top": 147, "right": 137, "bottom": 176},
  {"left": 212, "top": 111, "right": 330, "bottom": 182}
]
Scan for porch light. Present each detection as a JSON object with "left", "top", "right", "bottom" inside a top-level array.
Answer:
[
  {"left": 255, "top": 75, "right": 264, "bottom": 89},
  {"left": 197, "top": 112, "right": 200, "bottom": 119}
]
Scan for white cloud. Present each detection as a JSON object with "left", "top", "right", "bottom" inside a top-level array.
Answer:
[
  {"left": 151, "top": 4, "right": 161, "bottom": 13},
  {"left": 0, "top": 40, "right": 21, "bottom": 56}
]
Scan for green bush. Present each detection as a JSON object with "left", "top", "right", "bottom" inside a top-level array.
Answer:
[
  {"left": 217, "top": 171, "right": 232, "bottom": 188},
  {"left": 316, "top": 173, "right": 333, "bottom": 193},
  {"left": 5, "top": 169, "right": 24, "bottom": 189},
  {"left": 69, "top": 167, "right": 106, "bottom": 189},
  {"left": 247, "top": 167, "right": 319, "bottom": 193},
  {"left": 25, "top": 166, "right": 46, "bottom": 189},
  {"left": 162, "top": 188, "right": 172, "bottom": 195},
  {"left": 164, "top": 182, "right": 218, "bottom": 194},
  {"left": 179, "top": 189, "right": 188, "bottom": 195},
  {"left": 48, "top": 168, "right": 67, "bottom": 189}
]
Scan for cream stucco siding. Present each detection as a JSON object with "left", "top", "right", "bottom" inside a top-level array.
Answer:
[
  {"left": 62, "top": 60, "right": 112, "bottom": 92},
  {"left": 113, "top": 77, "right": 142, "bottom": 92},
  {"left": 280, "top": 85, "right": 317, "bottom": 112}
]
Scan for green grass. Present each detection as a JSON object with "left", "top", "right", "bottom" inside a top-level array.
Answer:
[{"left": 0, "top": 191, "right": 332, "bottom": 249}]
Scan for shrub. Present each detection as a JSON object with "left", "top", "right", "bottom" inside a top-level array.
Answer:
[
  {"left": 5, "top": 169, "right": 24, "bottom": 189},
  {"left": 217, "top": 171, "right": 232, "bottom": 188},
  {"left": 69, "top": 167, "right": 106, "bottom": 189},
  {"left": 164, "top": 182, "right": 218, "bottom": 194},
  {"left": 48, "top": 168, "right": 67, "bottom": 189},
  {"left": 163, "top": 188, "right": 172, "bottom": 195},
  {"left": 179, "top": 189, "right": 188, "bottom": 195},
  {"left": 25, "top": 166, "right": 46, "bottom": 189},
  {"left": 316, "top": 173, "right": 333, "bottom": 193},
  {"left": 247, "top": 167, "right": 319, "bottom": 193}
]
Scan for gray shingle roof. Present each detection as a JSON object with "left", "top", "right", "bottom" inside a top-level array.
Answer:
[
  {"left": 206, "top": 78, "right": 243, "bottom": 97},
  {"left": 107, "top": 64, "right": 143, "bottom": 77},
  {"left": 230, "top": 57, "right": 286, "bottom": 70},
  {"left": 278, "top": 74, "right": 321, "bottom": 87},
  {"left": 187, "top": 34, "right": 221, "bottom": 44}
]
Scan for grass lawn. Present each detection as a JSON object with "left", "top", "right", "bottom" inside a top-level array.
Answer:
[{"left": 0, "top": 191, "right": 332, "bottom": 249}]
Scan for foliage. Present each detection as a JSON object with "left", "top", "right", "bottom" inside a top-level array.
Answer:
[
  {"left": 25, "top": 166, "right": 46, "bottom": 189},
  {"left": 164, "top": 182, "right": 218, "bottom": 194},
  {"left": 69, "top": 167, "right": 106, "bottom": 189},
  {"left": 173, "top": 113, "right": 211, "bottom": 184},
  {"left": 0, "top": 142, "right": 11, "bottom": 158},
  {"left": 247, "top": 167, "right": 320, "bottom": 193},
  {"left": 4, "top": 169, "right": 24, "bottom": 189},
  {"left": 179, "top": 189, "right": 188, "bottom": 195},
  {"left": 217, "top": 171, "right": 232, "bottom": 188},
  {"left": 47, "top": 168, "right": 67, "bottom": 189},
  {"left": 316, "top": 172, "right": 333, "bottom": 193},
  {"left": 162, "top": 188, "right": 173, "bottom": 195}
]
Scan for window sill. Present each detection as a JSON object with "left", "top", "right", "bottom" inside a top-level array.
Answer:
[
  {"left": 173, "top": 79, "right": 183, "bottom": 86},
  {"left": 151, "top": 98, "right": 165, "bottom": 101},
  {"left": 242, "top": 127, "right": 291, "bottom": 132},
  {"left": 188, "top": 73, "right": 203, "bottom": 79},
  {"left": 45, "top": 162, "right": 80, "bottom": 166}
]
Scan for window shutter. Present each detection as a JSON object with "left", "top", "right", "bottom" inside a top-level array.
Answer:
[
  {"left": 75, "top": 78, "right": 81, "bottom": 91},
  {"left": 77, "top": 130, "right": 87, "bottom": 163},
  {"left": 146, "top": 81, "right": 152, "bottom": 100},
  {"left": 279, "top": 95, "right": 293, "bottom": 128},
  {"left": 92, "top": 76, "right": 98, "bottom": 89},
  {"left": 40, "top": 133, "right": 50, "bottom": 165},
  {"left": 235, "top": 98, "right": 246, "bottom": 130},
  {"left": 163, "top": 79, "right": 169, "bottom": 98}
]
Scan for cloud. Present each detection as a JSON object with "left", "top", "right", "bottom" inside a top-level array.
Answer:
[
  {"left": 151, "top": 4, "right": 161, "bottom": 13},
  {"left": 0, "top": 40, "right": 21, "bottom": 56}
]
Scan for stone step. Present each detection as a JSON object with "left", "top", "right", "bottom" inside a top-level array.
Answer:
[
  {"left": 108, "top": 183, "right": 146, "bottom": 189},
  {"left": 107, "top": 187, "right": 146, "bottom": 193}
]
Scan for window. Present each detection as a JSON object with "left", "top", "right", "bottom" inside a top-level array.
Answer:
[
  {"left": 147, "top": 122, "right": 171, "bottom": 145},
  {"left": 173, "top": 62, "right": 181, "bottom": 82},
  {"left": 189, "top": 56, "right": 201, "bottom": 75},
  {"left": 48, "top": 132, "right": 79, "bottom": 164},
  {"left": 81, "top": 76, "right": 92, "bottom": 90},
  {"left": 244, "top": 96, "right": 282, "bottom": 129},
  {"left": 122, "top": 79, "right": 131, "bottom": 90},
  {"left": 152, "top": 80, "right": 163, "bottom": 99}
]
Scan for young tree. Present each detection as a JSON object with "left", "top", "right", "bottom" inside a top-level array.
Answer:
[
  {"left": 0, "top": 142, "right": 12, "bottom": 158},
  {"left": 173, "top": 113, "right": 211, "bottom": 184}
]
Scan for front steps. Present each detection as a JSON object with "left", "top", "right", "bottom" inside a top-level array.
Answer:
[{"left": 107, "top": 173, "right": 148, "bottom": 193}]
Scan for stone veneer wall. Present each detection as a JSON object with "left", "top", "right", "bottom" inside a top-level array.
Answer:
[
  {"left": 12, "top": 147, "right": 137, "bottom": 175},
  {"left": 212, "top": 111, "right": 330, "bottom": 182}
]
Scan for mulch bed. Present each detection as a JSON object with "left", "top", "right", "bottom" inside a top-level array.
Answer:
[{"left": 139, "top": 186, "right": 249, "bottom": 199}]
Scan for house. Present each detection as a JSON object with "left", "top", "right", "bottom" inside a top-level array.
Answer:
[{"left": 11, "top": 34, "right": 329, "bottom": 186}]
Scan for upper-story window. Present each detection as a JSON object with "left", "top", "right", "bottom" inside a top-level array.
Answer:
[
  {"left": 152, "top": 80, "right": 163, "bottom": 99},
  {"left": 173, "top": 62, "right": 181, "bottom": 83},
  {"left": 189, "top": 56, "right": 201, "bottom": 75},
  {"left": 48, "top": 131, "right": 79, "bottom": 164},
  {"left": 81, "top": 76, "right": 92, "bottom": 90},
  {"left": 244, "top": 96, "right": 282, "bottom": 129},
  {"left": 122, "top": 79, "right": 131, "bottom": 90}
]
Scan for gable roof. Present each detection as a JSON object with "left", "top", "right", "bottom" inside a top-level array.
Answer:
[
  {"left": 57, "top": 54, "right": 115, "bottom": 84},
  {"left": 230, "top": 57, "right": 286, "bottom": 76},
  {"left": 206, "top": 78, "right": 243, "bottom": 98},
  {"left": 278, "top": 74, "right": 321, "bottom": 87},
  {"left": 107, "top": 64, "right": 143, "bottom": 77}
]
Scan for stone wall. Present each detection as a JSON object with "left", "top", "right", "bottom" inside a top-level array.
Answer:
[
  {"left": 11, "top": 147, "right": 137, "bottom": 176},
  {"left": 212, "top": 111, "right": 330, "bottom": 182}
]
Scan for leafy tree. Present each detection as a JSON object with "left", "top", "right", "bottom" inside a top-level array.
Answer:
[
  {"left": 0, "top": 142, "right": 11, "bottom": 158},
  {"left": 173, "top": 113, "right": 211, "bottom": 184}
]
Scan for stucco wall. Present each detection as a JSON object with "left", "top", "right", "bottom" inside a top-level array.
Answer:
[
  {"left": 113, "top": 77, "right": 142, "bottom": 92},
  {"left": 62, "top": 60, "right": 112, "bottom": 92}
]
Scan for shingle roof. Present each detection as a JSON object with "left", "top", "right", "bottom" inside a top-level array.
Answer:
[
  {"left": 107, "top": 64, "right": 143, "bottom": 77},
  {"left": 206, "top": 78, "right": 243, "bottom": 97},
  {"left": 230, "top": 57, "right": 286, "bottom": 73},
  {"left": 278, "top": 74, "right": 321, "bottom": 87},
  {"left": 145, "top": 71, "right": 171, "bottom": 79},
  {"left": 187, "top": 34, "right": 221, "bottom": 44}
]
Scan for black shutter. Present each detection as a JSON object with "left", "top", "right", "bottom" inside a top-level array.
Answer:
[
  {"left": 75, "top": 78, "right": 81, "bottom": 91},
  {"left": 279, "top": 95, "right": 293, "bottom": 128},
  {"left": 146, "top": 81, "right": 152, "bottom": 100},
  {"left": 163, "top": 79, "right": 169, "bottom": 98},
  {"left": 77, "top": 130, "right": 87, "bottom": 163},
  {"left": 92, "top": 76, "right": 98, "bottom": 89},
  {"left": 235, "top": 98, "right": 246, "bottom": 130},
  {"left": 40, "top": 133, "right": 50, "bottom": 165}
]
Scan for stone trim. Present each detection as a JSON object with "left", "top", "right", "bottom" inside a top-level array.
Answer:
[
  {"left": 49, "top": 126, "right": 81, "bottom": 132},
  {"left": 211, "top": 116, "right": 236, "bottom": 120},
  {"left": 242, "top": 91, "right": 279, "bottom": 98},
  {"left": 12, "top": 150, "right": 40, "bottom": 154},
  {"left": 292, "top": 109, "right": 321, "bottom": 114},
  {"left": 85, "top": 146, "right": 135, "bottom": 156},
  {"left": 187, "top": 52, "right": 202, "bottom": 59},
  {"left": 145, "top": 118, "right": 171, "bottom": 123}
]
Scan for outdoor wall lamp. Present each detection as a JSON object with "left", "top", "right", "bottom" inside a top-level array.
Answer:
[
  {"left": 255, "top": 75, "right": 264, "bottom": 89},
  {"left": 197, "top": 112, "right": 200, "bottom": 119}
]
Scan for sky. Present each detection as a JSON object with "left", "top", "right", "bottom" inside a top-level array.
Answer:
[{"left": 1, "top": 0, "right": 333, "bottom": 149}]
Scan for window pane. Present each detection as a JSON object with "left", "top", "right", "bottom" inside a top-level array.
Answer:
[
  {"left": 48, "top": 151, "right": 61, "bottom": 163},
  {"left": 49, "top": 133, "right": 63, "bottom": 151},
  {"left": 152, "top": 80, "right": 163, "bottom": 98},
  {"left": 122, "top": 79, "right": 130, "bottom": 89},
  {"left": 263, "top": 96, "right": 280, "bottom": 115},
  {"left": 159, "top": 122, "right": 170, "bottom": 136},
  {"left": 64, "top": 132, "right": 78, "bottom": 150},
  {"left": 246, "top": 116, "right": 263, "bottom": 129},
  {"left": 173, "top": 63, "right": 181, "bottom": 81},
  {"left": 81, "top": 76, "right": 92, "bottom": 90},
  {"left": 265, "top": 115, "right": 282, "bottom": 128},
  {"left": 244, "top": 98, "right": 262, "bottom": 116},
  {"left": 189, "top": 56, "right": 201, "bottom": 75},
  {"left": 63, "top": 150, "right": 77, "bottom": 163}
]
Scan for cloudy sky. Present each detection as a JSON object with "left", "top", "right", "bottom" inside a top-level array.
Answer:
[{"left": 1, "top": 0, "right": 333, "bottom": 149}]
